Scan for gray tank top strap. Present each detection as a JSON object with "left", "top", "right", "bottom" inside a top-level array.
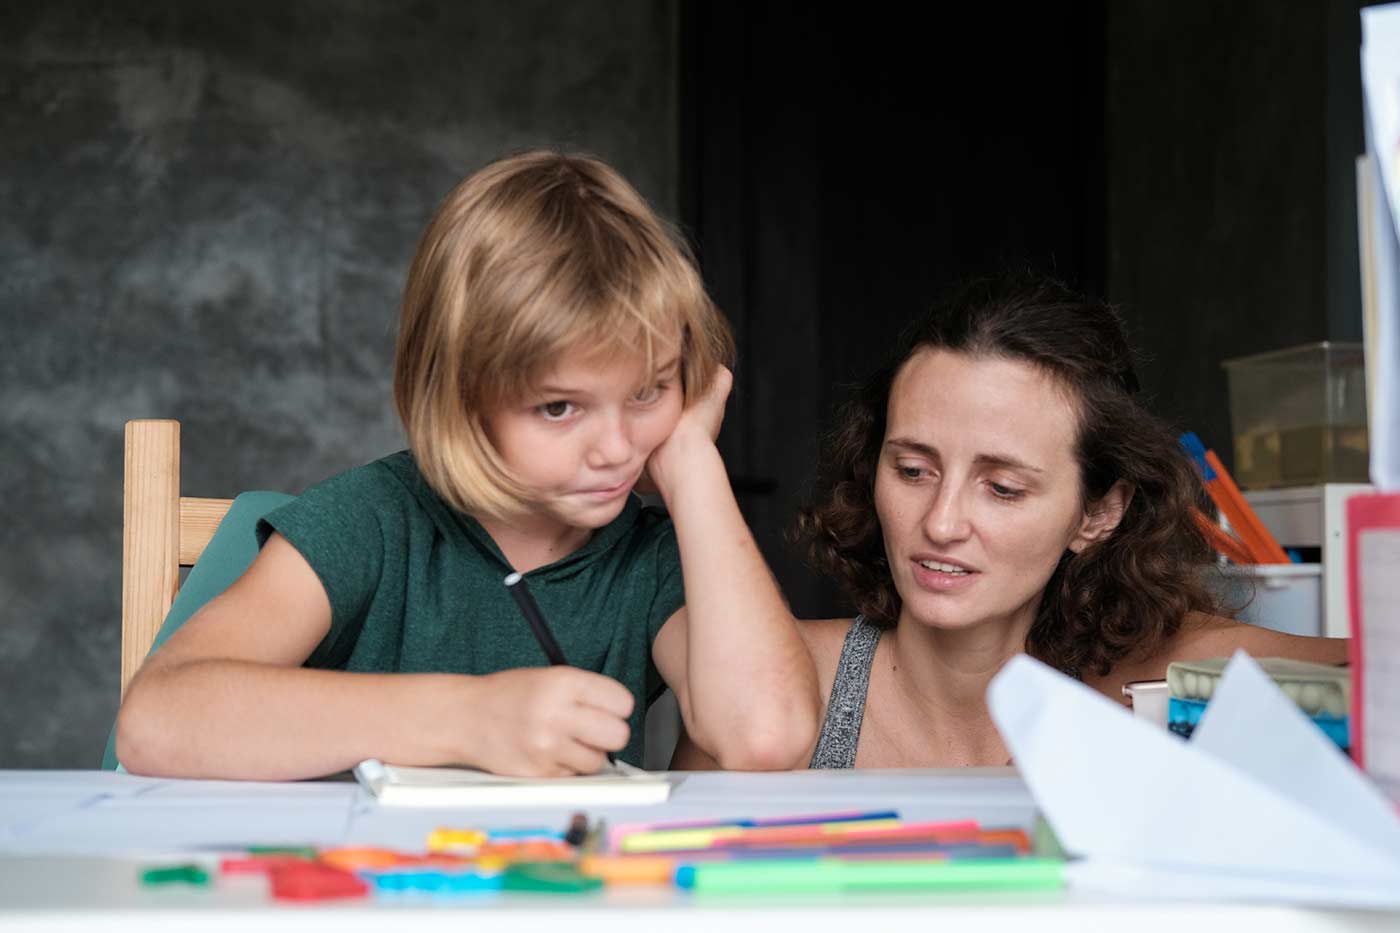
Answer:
[{"left": 808, "top": 615, "right": 882, "bottom": 769}]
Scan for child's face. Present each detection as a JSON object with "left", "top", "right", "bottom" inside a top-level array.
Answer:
[{"left": 484, "top": 342, "right": 684, "bottom": 533}]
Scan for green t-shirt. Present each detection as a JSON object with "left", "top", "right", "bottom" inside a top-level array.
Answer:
[{"left": 256, "top": 450, "right": 685, "bottom": 765}]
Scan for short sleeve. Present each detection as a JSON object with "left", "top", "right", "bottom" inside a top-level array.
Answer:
[
  {"left": 256, "top": 467, "right": 388, "bottom": 668},
  {"left": 648, "top": 521, "right": 686, "bottom": 640}
]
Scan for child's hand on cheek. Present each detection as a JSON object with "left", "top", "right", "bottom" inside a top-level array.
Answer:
[
  {"left": 462, "top": 668, "right": 634, "bottom": 776},
  {"left": 677, "top": 364, "right": 733, "bottom": 444},
  {"left": 641, "top": 366, "right": 733, "bottom": 496}
]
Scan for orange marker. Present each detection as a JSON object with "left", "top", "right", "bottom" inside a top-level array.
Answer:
[
  {"left": 1192, "top": 508, "right": 1255, "bottom": 564},
  {"left": 977, "top": 828, "right": 1031, "bottom": 855},
  {"left": 579, "top": 854, "right": 677, "bottom": 885},
  {"left": 318, "top": 847, "right": 407, "bottom": 871},
  {"left": 1203, "top": 450, "right": 1290, "bottom": 563}
]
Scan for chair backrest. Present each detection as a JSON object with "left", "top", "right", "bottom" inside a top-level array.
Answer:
[{"left": 121, "top": 419, "right": 231, "bottom": 698}]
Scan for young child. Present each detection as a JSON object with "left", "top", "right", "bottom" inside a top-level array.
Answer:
[{"left": 115, "top": 151, "right": 819, "bottom": 780}]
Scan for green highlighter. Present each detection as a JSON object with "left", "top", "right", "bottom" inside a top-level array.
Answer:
[
  {"left": 140, "top": 864, "right": 210, "bottom": 887},
  {"left": 675, "top": 858, "right": 1065, "bottom": 895}
]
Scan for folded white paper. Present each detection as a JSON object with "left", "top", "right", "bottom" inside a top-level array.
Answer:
[
  {"left": 988, "top": 652, "right": 1400, "bottom": 906},
  {"left": 1360, "top": 3, "right": 1400, "bottom": 490}
]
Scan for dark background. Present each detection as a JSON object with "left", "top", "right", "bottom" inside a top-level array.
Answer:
[
  {"left": 0, "top": 0, "right": 1368, "bottom": 766},
  {"left": 685, "top": 0, "right": 1365, "bottom": 615}
]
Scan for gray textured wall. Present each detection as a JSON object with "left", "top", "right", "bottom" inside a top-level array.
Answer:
[{"left": 1, "top": 0, "right": 678, "bottom": 767}]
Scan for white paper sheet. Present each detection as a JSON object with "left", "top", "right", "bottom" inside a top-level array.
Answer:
[
  {"left": 0, "top": 771, "right": 172, "bottom": 849},
  {"left": 0, "top": 772, "right": 359, "bottom": 855},
  {"left": 988, "top": 653, "right": 1400, "bottom": 906},
  {"left": 1361, "top": 5, "right": 1400, "bottom": 491}
]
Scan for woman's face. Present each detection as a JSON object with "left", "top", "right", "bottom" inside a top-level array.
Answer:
[{"left": 874, "top": 348, "right": 1104, "bottom": 635}]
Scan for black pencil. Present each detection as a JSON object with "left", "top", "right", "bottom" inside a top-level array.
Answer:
[
  {"left": 503, "top": 571, "right": 617, "bottom": 765},
  {"left": 504, "top": 571, "right": 568, "bottom": 665}
]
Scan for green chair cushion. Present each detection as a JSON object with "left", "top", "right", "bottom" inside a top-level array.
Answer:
[{"left": 102, "top": 490, "right": 295, "bottom": 770}]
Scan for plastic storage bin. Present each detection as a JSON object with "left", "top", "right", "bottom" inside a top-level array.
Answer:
[
  {"left": 1222, "top": 341, "right": 1368, "bottom": 489},
  {"left": 1207, "top": 563, "right": 1324, "bottom": 637}
]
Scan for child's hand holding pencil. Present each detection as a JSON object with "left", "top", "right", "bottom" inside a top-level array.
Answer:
[{"left": 459, "top": 664, "right": 633, "bottom": 777}]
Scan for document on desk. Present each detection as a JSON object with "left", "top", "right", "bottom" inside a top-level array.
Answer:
[
  {"left": 0, "top": 773, "right": 358, "bottom": 855},
  {"left": 988, "top": 653, "right": 1400, "bottom": 908},
  {"left": 353, "top": 758, "right": 674, "bottom": 806}
]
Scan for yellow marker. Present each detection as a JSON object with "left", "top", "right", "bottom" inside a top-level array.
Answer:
[
  {"left": 620, "top": 818, "right": 902, "bottom": 853},
  {"left": 427, "top": 828, "right": 487, "bottom": 852}
]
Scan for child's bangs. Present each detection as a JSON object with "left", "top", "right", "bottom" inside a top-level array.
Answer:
[{"left": 498, "top": 261, "right": 688, "bottom": 403}]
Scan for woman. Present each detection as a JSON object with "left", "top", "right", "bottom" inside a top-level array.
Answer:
[{"left": 673, "top": 274, "right": 1346, "bottom": 770}]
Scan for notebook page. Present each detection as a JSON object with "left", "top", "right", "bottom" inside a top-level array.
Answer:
[
  {"left": 1361, "top": 528, "right": 1400, "bottom": 801},
  {"left": 353, "top": 759, "right": 673, "bottom": 807}
]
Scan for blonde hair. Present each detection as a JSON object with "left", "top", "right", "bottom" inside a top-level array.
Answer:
[{"left": 394, "top": 150, "right": 735, "bottom": 520}]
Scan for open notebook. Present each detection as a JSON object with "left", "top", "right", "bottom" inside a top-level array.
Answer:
[
  {"left": 353, "top": 758, "right": 675, "bottom": 807},
  {"left": 1348, "top": 493, "right": 1400, "bottom": 802}
]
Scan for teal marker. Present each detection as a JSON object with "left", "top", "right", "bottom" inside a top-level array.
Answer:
[{"left": 675, "top": 857, "right": 1064, "bottom": 895}]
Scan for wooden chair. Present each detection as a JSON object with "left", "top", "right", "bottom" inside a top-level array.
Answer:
[{"left": 120, "top": 420, "right": 232, "bottom": 698}]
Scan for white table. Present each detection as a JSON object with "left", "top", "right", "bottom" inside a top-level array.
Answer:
[{"left": 0, "top": 769, "right": 1391, "bottom": 932}]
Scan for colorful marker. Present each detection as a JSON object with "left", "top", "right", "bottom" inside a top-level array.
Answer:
[
  {"left": 141, "top": 864, "right": 210, "bottom": 886},
  {"left": 609, "top": 810, "right": 900, "bottom": 844},
  {"left": 675, "top": 857, "right": 1065, "bottom": 895},
  {"left": 620, "top": 817, "right": 908, "bottom": 853}
]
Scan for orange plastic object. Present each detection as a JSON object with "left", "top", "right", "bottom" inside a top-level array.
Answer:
[
  {"left": 318, "top": 847, "right": 408, "bottom": 871},
  {"left": 1203, "top": 450, "right": 1290, "bottom": 563},
  {"left": 977, "top": 829, "right": 1031, "bottom": 855},
  {"left": 1192, "top": 509, "right": 1255, "bottom": 564},
  {"left": 579, "top": 854, "right": 678, "bottom": 885}
]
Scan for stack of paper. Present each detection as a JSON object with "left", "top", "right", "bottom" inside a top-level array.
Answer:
[{"left": 989, "top": 653, "right": 1400, "bottom": 907}]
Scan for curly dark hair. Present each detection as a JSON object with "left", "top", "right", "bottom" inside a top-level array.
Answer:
[{"left": 794, "top": 273, "right": 1221, "bottom": 678}]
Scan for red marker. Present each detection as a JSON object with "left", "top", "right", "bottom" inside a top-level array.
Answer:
[{"left": 269, "top": 863, "right": 369, "bottom": 901}]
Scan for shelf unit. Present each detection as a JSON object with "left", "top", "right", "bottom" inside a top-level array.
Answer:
[{"left": 1241, "top": 483, "right": 1373, "bottom": 637}]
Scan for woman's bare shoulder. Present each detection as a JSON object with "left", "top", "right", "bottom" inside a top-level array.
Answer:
[
  {"left": 1172, "top": 611, "right": 1348, "bottom": 664},
  {"left": 1096, "top": 611, "right": 1349, "bottom": 692}
]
